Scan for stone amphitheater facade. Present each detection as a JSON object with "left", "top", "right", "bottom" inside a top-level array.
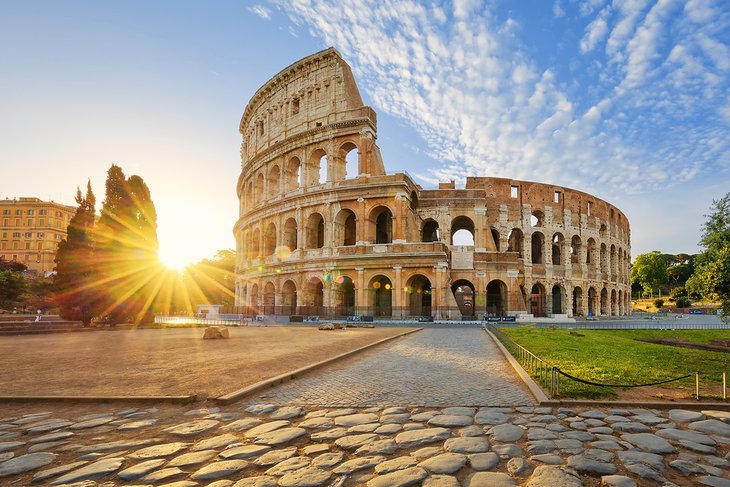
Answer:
[{"left": 234, "top": 48, "right": 631, "bottom": 320}]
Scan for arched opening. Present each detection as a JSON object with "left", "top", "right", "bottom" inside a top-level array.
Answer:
[
  {"left": 331, "top": 275, "right": 356, "bottom": 316},
  {"left": 281, "top": 280, "right": 297, "bottom": 316},
  {"left": 486, "top": 280, "right": 508, "bottom": 317},
  {"left": 507, "top": 228, "right": 524, "bottom": 257},
  {"left": 611, "top": 289, "right": 618, "bottom": 315},
  {"left": 451, "top": 216, "right": 475, "bottom": 246},
  {"left": 282, "top": 218, "right": 297, "bottom": 253},
  {"left": 267, "top": 164, "right": 280, "bottom": 198},
  {"left": 530, "top": 283, "right": 547, "bottom": 317},
  {"left": 249, "top": 284, "right": 260, "bottom": 313},
  {"left": 284, "top": 156, "right": 301, "bottom": 192},
  {"left": 552, "top": 284, "right": 563, "bottom": 314},
  {"left": 255, "top": 173, "right": 264, "bottom": 203},
  {"left": 552, "top": 233, "right": 563, "bottom": 265},
  {"left": 531, "top": 232, "right": 544, "bottom": 264},
  {"left": 531, "top": 210, "right": 544, "bottom": 227},
  {"left": 342, "top": 142, "right": 358, "bottom": 179},
  {"left": 303, "top": 277, "right": 324, "bottom": 316},
  {"left": 263, "top": 282, "right": 276, "bottom": 315},
  {"left": 305, "top": 213, "right": 325, "bottom": 249},
  {"left": 451, "top": 280, "right": 475, "bottom": 317},
  {"left": 369, "top": 206, "right": 393, "bottom": 244},
  {"left": 586, "top": 238, "right": 596, "bottom": 265},
  {"left": 588, "top": 287, "right": 597, "bottom": 316},
  {"left": 422, "top": 219, "right": 439, "bottom": 242},
  {"left": 600, "top": 288, "right": 609, "bottom": 315},
  {"left": 334, "top": 209, "right": 357, "bottom": 246},
  {"left": 264, "top": 222, "right": 276, "bottom": 256},
  {"left": 491, "top": 228, "right": 500, "bottom": 251},
  {"left": 406, "top": 274, "right": 432, "bottom": 317},
  {"left": 369, "top": 275, "right": 392, "bottom": 317},
  {"left": 573, "top": 286, "right": 583, "bottom": 316},
  {"left": 571, "top": 235, "right": 581, "bottom": 264},
  {"left": 410, "top": 191, "right": 419, "bottom": 211},
  {"left": 250, "top": 228, "right": 261, "bottom": 259}
]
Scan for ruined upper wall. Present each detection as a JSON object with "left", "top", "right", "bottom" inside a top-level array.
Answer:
[{"left": 239, "top": 48, "right": 373, "bottom": 166}]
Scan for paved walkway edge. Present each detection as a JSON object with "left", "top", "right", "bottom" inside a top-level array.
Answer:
[
  {"left": 0, "top": 395, "right": 196, "bottom": 404},
  {"left": 216, "top": 327, "right": 423, "bottom": 405},
  {"left": 484, "top": 328, "right": 548, "bottom": 404}
]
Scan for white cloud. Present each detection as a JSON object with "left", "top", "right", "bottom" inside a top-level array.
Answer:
[
  {"left": 248, "top": 5, "right": 272, "bottom": 20},
  {"left": 274, "top": 0, "right": 729, "bottom": 201}
]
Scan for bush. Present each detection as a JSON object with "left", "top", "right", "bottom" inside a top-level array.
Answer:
[{"left": 654, "top": 298, "right": 664, "bottom": 309}]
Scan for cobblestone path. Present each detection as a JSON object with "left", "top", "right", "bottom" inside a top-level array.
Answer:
[{"left": 254, "top": 328, "right": 536, "bottom": 407}]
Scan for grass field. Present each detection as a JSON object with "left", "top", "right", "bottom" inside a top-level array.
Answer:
[{"left": 500, "top": 328, "right": 730, "bottom": 399}]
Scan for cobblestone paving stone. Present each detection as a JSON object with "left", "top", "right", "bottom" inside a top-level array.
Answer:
[
  {"left": 255, "top": 329, "right": 535, "bottom": 407},
  {"left": 1, "top": 403, "right": 730, "bottom": 486}
]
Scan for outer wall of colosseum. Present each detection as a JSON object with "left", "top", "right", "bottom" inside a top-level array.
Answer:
[{"left": 234, "top": 48, "right": 631, "bottom": 320}]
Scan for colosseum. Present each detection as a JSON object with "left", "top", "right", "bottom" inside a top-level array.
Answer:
[{"left": 234, "top": 48, "right": 631, "bottom": 320}]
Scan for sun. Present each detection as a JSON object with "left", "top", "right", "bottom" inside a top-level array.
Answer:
[{"left": 159, "top": 251, "right": 193, "bottom": 272}]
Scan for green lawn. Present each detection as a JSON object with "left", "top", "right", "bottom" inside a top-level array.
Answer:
[{"left": 499, "top": 328, "right": 730, "bottom": 399}]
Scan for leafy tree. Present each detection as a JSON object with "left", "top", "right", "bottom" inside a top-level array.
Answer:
[
  {"left": 55, "top": 182, "right": 100, "bottom": 325},
  {"left": 95, "top": 164, "right": 160, "bottom": 323},
  {"left": 0, "top": 259, "right": 27, "bottom": 272},
  {"left": 690, "top": 193, "right": 730, "bottom": 321},
  {"left": 0, "top": 270, "right": 28, "bottom": 309},
  {"left": 630, "top": 251, "right": 668, "bottom": 297}
]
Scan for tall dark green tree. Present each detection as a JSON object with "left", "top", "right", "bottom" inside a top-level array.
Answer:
[
  {"left": 687, "top": 193, "right": 730, "bottom": 320},
  {"left": 55, "top": 181, "right": 99, "bottom": 325},
  {"left": 95, "top": 164, "right": 161, "bottom": 323}
]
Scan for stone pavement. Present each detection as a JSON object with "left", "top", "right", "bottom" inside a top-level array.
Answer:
[
  {"left": 255, "top": 328, "right": 535, "bottom": 407},
  {"left": 1, "top": 402, "right": 730, "bottom": 486}
]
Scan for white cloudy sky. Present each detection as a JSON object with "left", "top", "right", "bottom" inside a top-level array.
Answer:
[{"left": 0, "top": 1, "right": 728, "bottom": 264}]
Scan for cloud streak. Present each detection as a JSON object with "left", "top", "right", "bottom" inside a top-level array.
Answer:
[{"left": 275, "top": 0, "right": 729, "bottom": 200}]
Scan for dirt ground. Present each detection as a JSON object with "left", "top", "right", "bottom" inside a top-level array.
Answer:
[{"left": 0, "top": 326, "right": 413, "bottom": 398}]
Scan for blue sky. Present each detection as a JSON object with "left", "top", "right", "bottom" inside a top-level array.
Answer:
[{"left": 0, "top": 1, "right": 728, "bottom": 266}]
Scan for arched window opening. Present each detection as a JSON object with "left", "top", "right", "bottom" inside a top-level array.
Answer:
[
  {"left": 305, "top": 213, "right": 325, "bottom": 249},
  {"left": 331, "top": 275, "right": 355, "bottom": 316},
  {"left": 281, "top": 280, "right": 297, "bottom": 316},
  {"left": 405, "top": 275, "right": 432, "bottom": 317},
  {"left": 370, "top": 206, "right": 393, "bottom": 244},
  {"left": 486, "top": 280, "right": 508, "bottom": 317},
  {"left": 531, "top": 232, "right": 544, "bottom": 264},
  {"left": 451, "top": 280, "right": 475, "bottom": 317},
  {"left": 531, "top": 211, "right": 544, "bottom": 227},
  {"left": 369, "top": 275, "right": 392, "bottom": 317},
  {"left": 282, "top": 218, "right": 297, "bottom": 254},
  {"left": 507, "top": 228, "right": 524, "bottom": 257},
  {"left": 422, "top": 220, "right": 439, "bottom": 242},
  {"left": 264, "top": 222, "right": 276, "bottom": 256},
  {"left": 284, "top": 157, "right": 301, "bottom": 192},
  {"left": 342, "top": 142, "right": 358, "bottom": 179},
  {"left": 491, "top": 228, "right": 500, "bottom": 251},
  {"left": 334, "top": 209, "right": 357, "bottom": 246},
  {"left": 268, "top": 165, "right": 280, "bottom": 198},
  {"left": 451, "top": 216, "right": 475, "bottom": 246},
  {"left": 573, "top": 287, "right": 583, "bottom": 316},
  {"left": 552, "top": 233, "right": 563, "bottom": 265},
  {"left": 531, "top": 284, "right": 547, "bottom": 317},
  {"left": 552, "top": 284, "right": 563, "bottom": 314},
  {"left": 571, "top": 235, "right": 581, "bottom": 264}
]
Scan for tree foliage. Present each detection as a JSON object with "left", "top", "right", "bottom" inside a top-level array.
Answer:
[
  {"left": 630, "top": 251, "right": 668, "bottom": 296},
  {"left": 55, "top": 182, "right": 99, "bottom": 325}
]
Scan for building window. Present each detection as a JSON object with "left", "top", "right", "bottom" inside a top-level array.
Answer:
[
  {"left": 510, "top": 185, "right": 518, "bottom": 198},
  {"left": 292, "top": 98, "right": 300, "bottom": 115},
  {"left": 587, "top": 201, "right": 592, "bottom": 216},
  {"left": 554, "top": 191, "right": 560, "bottom": 203}
]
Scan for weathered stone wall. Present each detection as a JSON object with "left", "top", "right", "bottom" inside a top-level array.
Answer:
[{"left": 234, "top": 49, "right": 632, "bottom": 319}]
